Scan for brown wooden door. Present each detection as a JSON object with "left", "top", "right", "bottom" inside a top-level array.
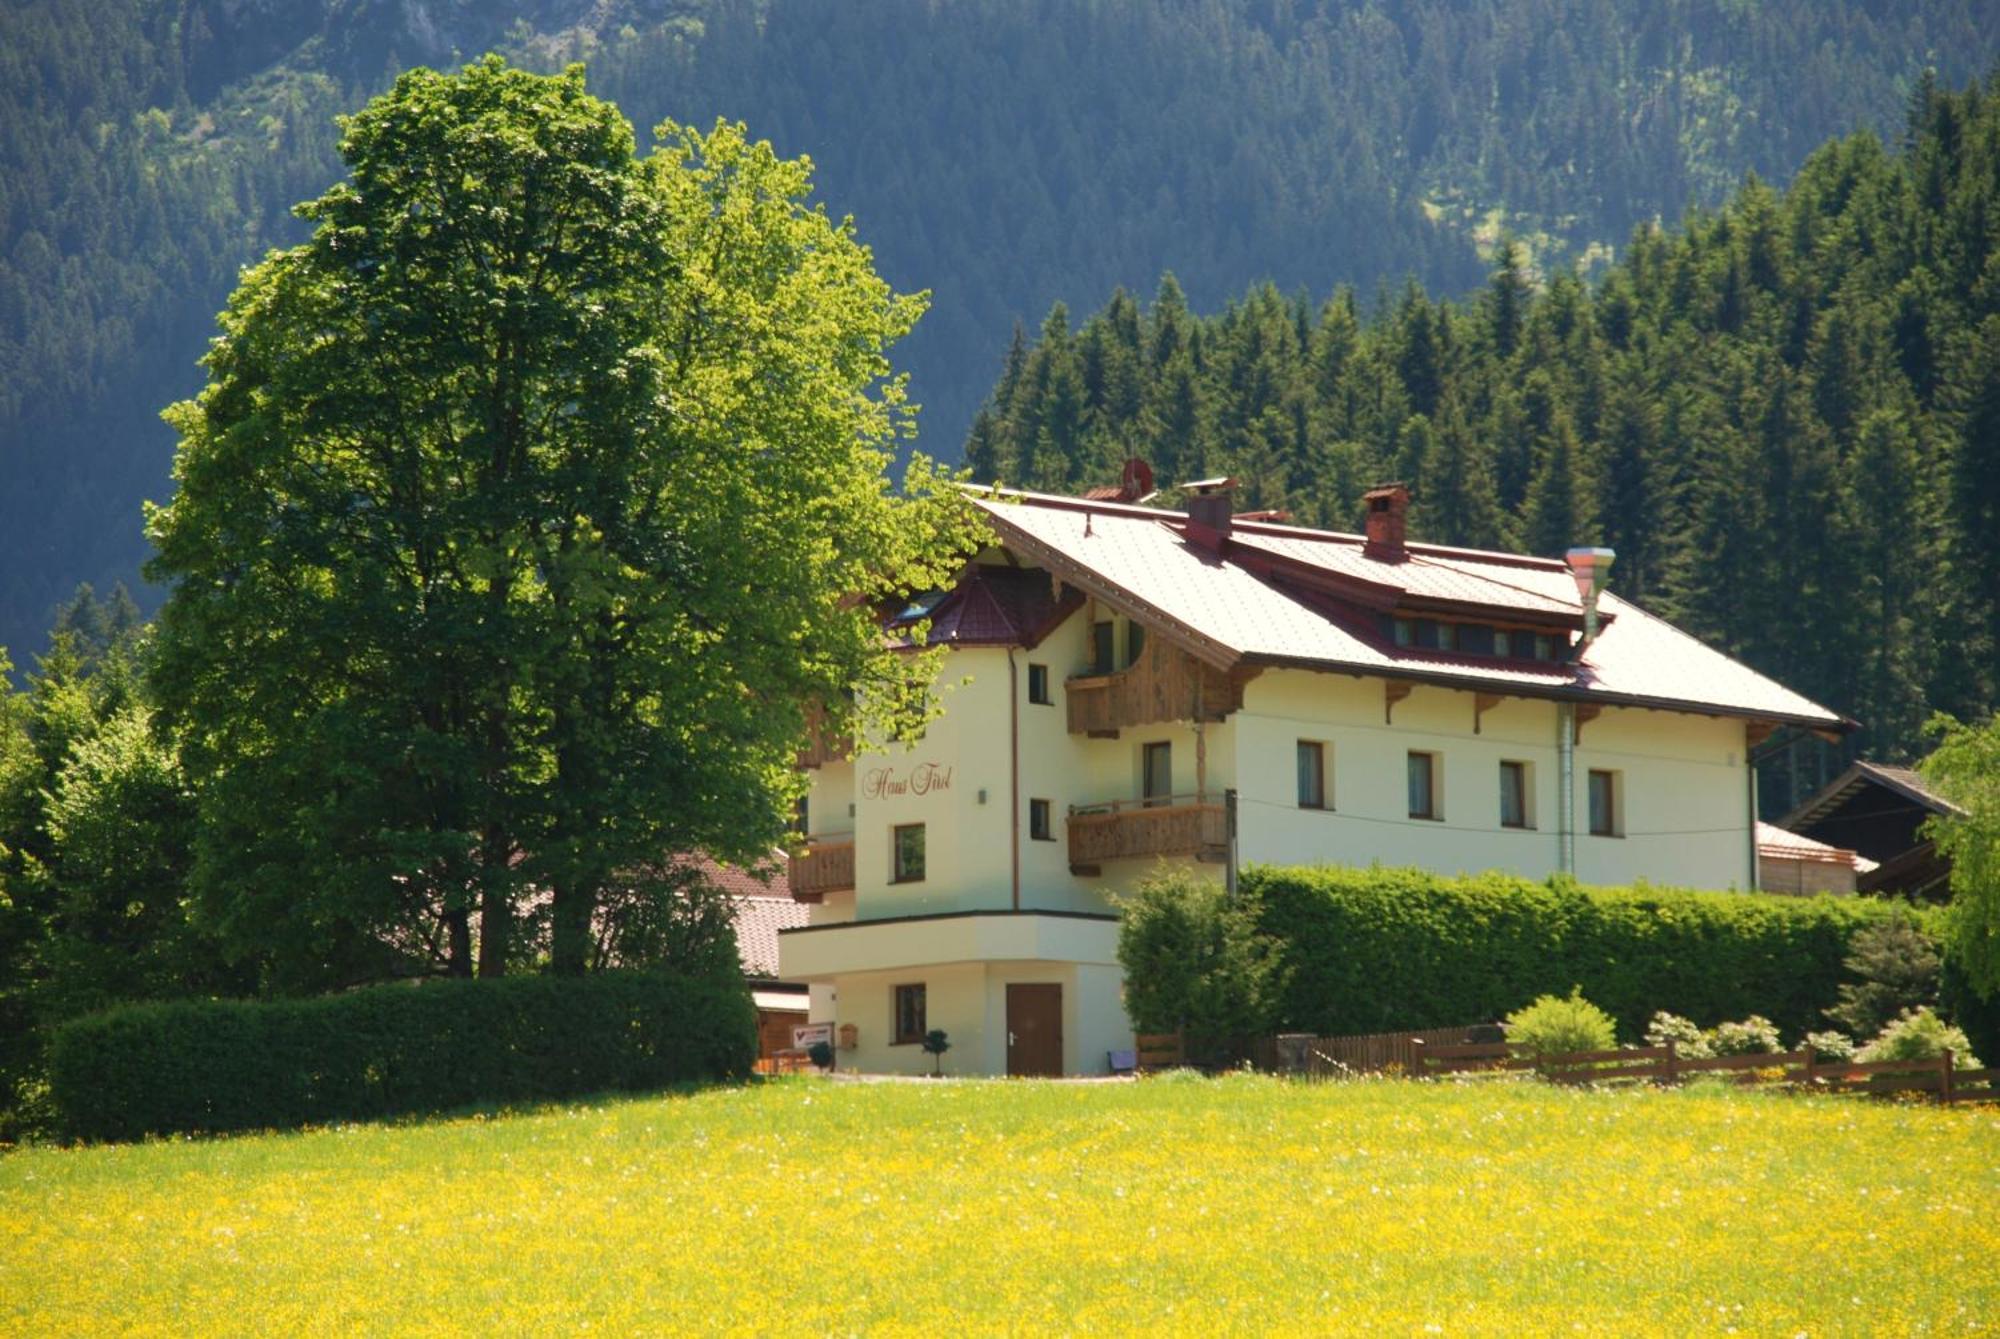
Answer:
[{"left": 1006, "top": 983, "right": 1064, "bottom": 1077}]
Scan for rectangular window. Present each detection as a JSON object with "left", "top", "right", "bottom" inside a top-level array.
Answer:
[
  {"left": 1091, "top": 620, "right": 1116, "bottom": 673},
  {"left": 893, "top": 983, "right": 926, "bottom": 1045},
  {"left": 1296, "top": 740, "right": 1327, "bottom": 809},
  {"left": 1414, "top": 620, "right": 1442, "bottom": 650},
  {"left": 1588, "top": 770, "right": 1621, "bottom": 837},
  {"left": 1494, "top": 629, "right": 1514, "bottom": 658},
  {"left": 1030, "top": 798, "right": 1053, "bottom": 841},
  {"left": 1142, "top": 741, "right": 1173, "bottom": 807},
  {"left": 1408, "top": 751, "right": 1440, "bottom": 820},
  {"left": 1458, "top": 624, "right": 1495, "bottom": 656},
  {"left": 793, "top": 796, "right": 810, "bottom": 835},
  {"left": 1499, "top": 760, "right": 1530, "bottom": 829},
  {"left": 892, "top": 823, "right": 927, "bottom": 882},
  {"left": 1126, "top": 621, "right": 1146, "bottom": 665},
  {"left": 1027, "top": 663, "right": 1051, "bottom": 705},
  {"left": 1392, "top": 617, "right": 1414, "bottom": 647}
]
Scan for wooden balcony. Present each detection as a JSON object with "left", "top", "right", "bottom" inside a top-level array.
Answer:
[
  {"left": 788, "top": 837, "right": 855, "bottom": 902},
  {"left": 796, "top": 697, "right": 855, "bottom": 770},
  {"left": 1066, "top": 796, "right": 1227, "bottom": 872},
  {"left": 1065, "top": 636, "right": 1247, "bottom": 736}
]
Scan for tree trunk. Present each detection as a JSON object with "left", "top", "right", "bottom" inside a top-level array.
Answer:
[
  {"left": 550, "top": 877, "right": 592, "bottom": 975},
  {"left": 445, "top": 906, "right": 473, "bottom": 977}
]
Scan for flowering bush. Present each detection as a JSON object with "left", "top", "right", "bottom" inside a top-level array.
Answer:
[
  {"left": 1801, "top": 1030, "right": 1857, "bottom": 1063},
  {"left": 1708, "top": 1015, "right": 1784, "bottom": 1056},
  {"left": 1643, "top": 1011, "right": 1712, "bottom": 1058}
]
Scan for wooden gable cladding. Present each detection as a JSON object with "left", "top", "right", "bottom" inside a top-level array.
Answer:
[
  {"left": 1064, "top": 630, "right": 1246, "bottom": 735},
  {"left": 797, "top": 700, "right": 853, "bottom": 770}
]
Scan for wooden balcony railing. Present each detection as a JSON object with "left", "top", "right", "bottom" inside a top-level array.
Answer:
[
  {"left": 797, "top": 700, "right": 853, "bottom": 770},
  {"left": 1066, "top": 796, "right": 1227, "bottom": 872},
  {"left": 788, "top": 837, "right": 855, "bottom": 902},
  {"left": 1065, "top": 636, "right": 1247, "bottom": 736}
]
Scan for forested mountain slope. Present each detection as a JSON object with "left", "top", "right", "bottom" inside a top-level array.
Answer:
[
  {"left": 3, "top": 0, "right": 1996, "bottom": 661},
  {"left": 966, "top": 79, "right": 2000, "bottom": 809}
]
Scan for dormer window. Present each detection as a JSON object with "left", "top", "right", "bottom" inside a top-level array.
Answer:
[{"left": 1382, "top": 614, "right": 1572, "bottom": 663}]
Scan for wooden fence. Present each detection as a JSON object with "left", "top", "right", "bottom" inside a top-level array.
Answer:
[
  {"left": 1275, "top": 1026, "right": 1489, "bottom": 1077},
  {"left": 1400, "top": 1037, "right": 2000, "bottom": 1105}
]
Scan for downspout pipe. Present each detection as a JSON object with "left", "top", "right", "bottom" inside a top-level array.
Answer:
[
  {"left": 1557, "top": 702, "right": 1576, "bottom": 877},
  {"left": 1008, "top": 646, "right": 1021, "bottom": 911}
]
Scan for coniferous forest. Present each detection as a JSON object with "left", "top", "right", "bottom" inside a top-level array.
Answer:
[
  {"left": 965, "top": 78, "right": 2000, "bottom": 808},
  {"left": 3, "top": 0, "right": 1997, "bottom": 664}
]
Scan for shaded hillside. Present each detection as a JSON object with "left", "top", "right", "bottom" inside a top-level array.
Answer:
[
  {"left": 964, "top": 76, "right": 2000, "bottom": 810},
  {"left": 3, "top": 0, "right": 1996, "bottom": 659}
]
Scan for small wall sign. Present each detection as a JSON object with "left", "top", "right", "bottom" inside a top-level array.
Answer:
[{"left": 792, "top": 1023, "right": 833, "bottom": 1050}]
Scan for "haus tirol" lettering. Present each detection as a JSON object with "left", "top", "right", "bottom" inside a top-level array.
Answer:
[{"left": 862, "top": 761, "right": 954, "bottom": 799}]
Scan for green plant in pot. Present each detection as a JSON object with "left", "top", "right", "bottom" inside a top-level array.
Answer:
[{"left": 921, "top": 1029, "right": 951, "bottom": 1077}]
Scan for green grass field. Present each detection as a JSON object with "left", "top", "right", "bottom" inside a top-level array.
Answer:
[{"left": 4, "top": 1076, "right": 1995, "bottom": 1335}]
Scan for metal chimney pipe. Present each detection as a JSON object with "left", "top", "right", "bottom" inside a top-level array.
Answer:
[{"left": 1565, "top": 547, "right": 1616, "bottom": 647}]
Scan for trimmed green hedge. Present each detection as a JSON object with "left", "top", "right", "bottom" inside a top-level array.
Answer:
[
  {"left": 1249, "top": 865, "right": 1930, "bottom": 1042},
  {"left": 49, "top": 970, "right": 756, "bottom": 1142}
]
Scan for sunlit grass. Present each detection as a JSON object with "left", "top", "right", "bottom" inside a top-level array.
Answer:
[{"left": 4, "top": 1076, "right": 1995, "bottom": 1335}]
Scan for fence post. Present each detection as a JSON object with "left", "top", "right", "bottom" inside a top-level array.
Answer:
[
  {"left": 1664, "top": 1038, "right": 1678, "bottom": 1085},
  {"left": 1798, "top": 1044, "right": 1814, "bottom": 1090},
  {"left": 1409, "top": 1037, "right": 1426, "bottom": 1080},
  {"left": 1942, "top": 1049, "right": 1955, "bottom": 1105}
]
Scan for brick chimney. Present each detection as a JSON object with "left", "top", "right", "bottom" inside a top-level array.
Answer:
[
  {"left": 1363, "top": 483, "right": 1410, "bottom": 561},
  {"left": 1181, "top": 477, "right": 1237, "bottom": 552}
]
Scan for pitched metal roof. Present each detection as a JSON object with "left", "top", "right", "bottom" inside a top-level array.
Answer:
[
  {"left": 891, "top": 563, "right": 1084, "bottom": 649},
  {"left": 970, "top": 489, "right": 1847, "bottom": 729}
]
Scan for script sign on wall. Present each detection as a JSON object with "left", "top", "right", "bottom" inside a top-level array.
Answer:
[{"left": 861, "top": 761, "right": 954, "bottom": 800}]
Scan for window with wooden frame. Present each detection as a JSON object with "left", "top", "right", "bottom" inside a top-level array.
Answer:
[
  {"left": 1027, "top": 663, "right": 1051, "bottom": 705},
  {"left": 891, "top": 823, "right": 927, "bottom": 882},
  {"left": 1499, "top": 760, "right": 1531, "bottom": 829},
  {"left": 1588, "top": 769, "right": 1621, "bottom": 837},
  {"left": 1296, "top": 740, "right": 1328, "bottom": 810},
  {"left": 1142, "top": 741, "right": 1173, "bottom": 808},
  {"left": 1091, "top": 620, "right": 1116, "bottom": 674},
  {"left": 1126, "top": 621, "right": 1146, "bottom": 665},
  {"left": 1407, "top": 751, "right": 1441, "bottom": 820},
  {"left": 893, "top": 983, "right": 926, "bottom": 1045},
  {"left": 1029, "top": 798, "right": 1054, "bottom": 841}
]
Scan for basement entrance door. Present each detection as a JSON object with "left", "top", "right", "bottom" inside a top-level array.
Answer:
[{"left": 1006, "top": 983, "right": 1064, "bottom": 1077}]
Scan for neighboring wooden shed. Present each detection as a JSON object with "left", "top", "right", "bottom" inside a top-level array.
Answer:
[
  {"left": 1755, "top": 822, "right": 1869, "bottom": 895},
  {"left": 1777, "top": 761, "right": 1962, "bottom": 900}
]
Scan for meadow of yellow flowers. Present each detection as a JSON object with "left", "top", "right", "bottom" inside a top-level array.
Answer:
[{"left": 3, "top": 1075, "right": 1995, "bottom": 1335}]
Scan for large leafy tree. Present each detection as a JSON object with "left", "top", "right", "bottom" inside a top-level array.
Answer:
[
  {"left": 147, "top": 58, "right": 977, "bottom": 987},
  {"left": 1923, "top": 713, "right": 2000, "bottom": 1000}
]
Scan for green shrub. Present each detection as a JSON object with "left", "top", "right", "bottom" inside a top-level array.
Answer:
[
  {"left": 1249, "top": 864, "right": 1918, "bottom": 1040},
  {"left": 1856, "top": 1008, "right": 1981, "bottom": 1070},
  {"left": 1824, "top": 909, "right": 1940, "bottom": 1039},
  {"left": 1503, "top": 988, "right": 1616, "bottom": 1060},
  {"left": 48, "top": 970, "right": 755, "bottom": 1142},
  {"left": 1115, "top": 867, "right": 1282, "bottom": 1057}
]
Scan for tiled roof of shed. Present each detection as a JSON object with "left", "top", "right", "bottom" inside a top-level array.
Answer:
[
  {"left": 732, "top": 894, "right": 809, "bottom": 980},
  {"left": 971, "top": 489, "right": 1846, "bottom": 728}
]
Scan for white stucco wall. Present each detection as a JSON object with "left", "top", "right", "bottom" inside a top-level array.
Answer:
[{"left": 1230, "top": 669, "right": 1753, "bottom": 889}]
